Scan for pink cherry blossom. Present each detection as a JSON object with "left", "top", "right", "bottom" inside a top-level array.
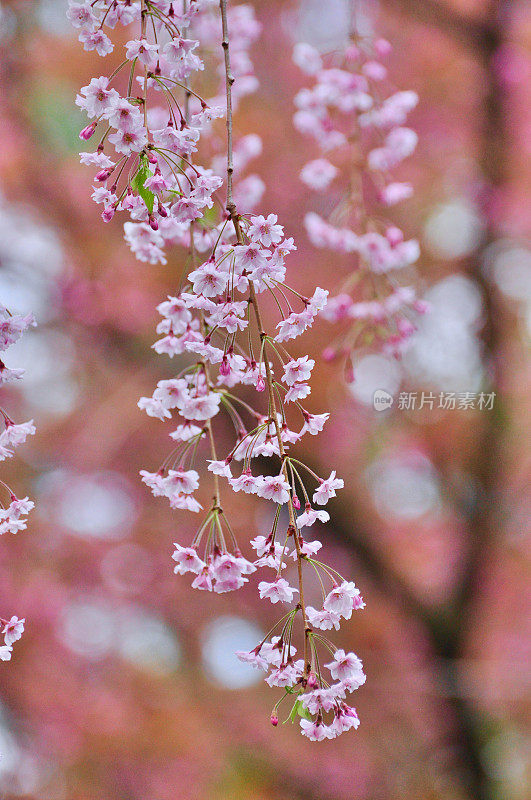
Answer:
[
  {"left": 3, "top": 616, "right": 25, "bottom": 647},
  {"left": 258, "top": 578, "right": 298, "bottom": 604},
  {"left": 256, "top": 474, "right": 291, "bottom": 504},
  {"left": 325, "top": 649, "right": 366, "bottom": 687},
  {"left": 313, "top": 470, "right": 344, "bottom": 505},
  {"left": 172, "top": 545, "right": 205, "bottom": 575}
]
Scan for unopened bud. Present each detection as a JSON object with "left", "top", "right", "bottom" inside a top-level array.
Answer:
[
  {"left": 386, "top": 226, "right": 403, "bottom": 247},
  {"left": 95, "top": 168, "right": 112, "bottom": 182},
  {"left": 322, "top": 346, "right": 336, "bottom": 362},
  {"left": 307, "top": 672, "right": 318, "bottom": 689},
  {"left": 79, "top": 122, "right": 97, "bottom": 141}
]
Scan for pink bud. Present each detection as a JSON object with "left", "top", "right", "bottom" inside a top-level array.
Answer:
[
  {"left": 292, "top": 494, "right": 301, "bottom": 510},
  {"left": 256, "top": 375, "right": 265, "bottom": 392},
  {"left": 344, "top": 359, "right": 355, "bottom": 384},
  {"left": 95, "top": 168, "right": 111, "bottom": 182},
  {"left": 374, "top": 38, "right": 392, "bottom": 57},
  {"left": 345, "top": 44, "right": 360, "bottom": 62},
  {"left": 386, "top": 226, "right": 403, "bottom": 247},
  {"left": 363, "top": 60, "right": 387, "bottom": 81},
  {"left": 147, "top": 151, "right": 158, "bottom": 164},
  {"left": 413, "top": 300, "right": 430, "bottom": 315},
  {"left": 397, "top": 317, "right": 416, "bottom": 336},
  {"left": 149, "top": 214, "right": 159, "bottom": 231},
  {"left": 322, "top": 346, "right": 336, "bottom": 362},
  {"left": 307, "top": 672, "right": 318, "bottom": 689},
  {"left": 219, "top": 358, "right": 230, "bottom": 376},
  {"left": 270, "top": 714, "right": 278, "bottom": 727},
  {"left": 79, "top": 122, "right": 97, "bottom": 141},
  {"left": 158, "top": 203, "right": 168, "bottom": 218}
]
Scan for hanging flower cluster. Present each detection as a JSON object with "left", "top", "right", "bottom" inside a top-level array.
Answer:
[
  {"left": 72, "top": 0, "right": 263, "bottom": 260},
  {"left": 293, "top": 22, "right": 428, "bottom": 372},
  {"left": 70, "top": 0, "right": 366, "bottom": 739},
  {"left": 0, "top": 303, "right": 35, "bottom": 661}
]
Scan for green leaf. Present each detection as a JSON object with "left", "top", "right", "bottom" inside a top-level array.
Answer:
[
  {"left": 287, "top": 700, "right": 299, "bottom": 724},
  {"left": 132, "top": 156, "right": 155, "bottom": 214},
  {"left": 297, "top": 701, "right": 313, "bottom": 721},
  {"left": 285, "top": 697, "right": 311, "bottom": 724}
]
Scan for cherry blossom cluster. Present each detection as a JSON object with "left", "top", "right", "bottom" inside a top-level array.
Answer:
[
  {"left": 71, "top": 0, "right": 366, "bottom": 739},
  {"left": 0, "top": 303, "right": 35, "bottom": 661},
  {"left": 293, "top": 22, "right": 428, "bottom": 371},
  {"left": 71, "top": 0, "right": 263, "bottom": 262}
]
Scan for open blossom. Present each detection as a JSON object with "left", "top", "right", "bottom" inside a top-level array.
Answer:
[
  {"left": 325, "top": 649, "right": 366, "bottom": 687},
  {"left": 258, "top": 578, "right": 298, "bottom": 604},
  {"left": 300, "top": 159, "right": 338, "bottom": 190},
  {"left": 330, "top": 705, "right": 360, "bottom": 735},
  {"left": 230, "top": 471, "right": 264, "bottom": 494},
  {"left": 2, "top": 616, "right": 25, "bottom": 647},
  {"left": 265, "top": 662, "right": 301, "bottom": 687},
  {"left": 282, "top": 356, "right": 314, "bottom": 386},
  {"left": 313, "top": 470, "right": 344, "bottom": 505},
  {"left": 0, "top": 309, "right": 36, "bottom": 349},
  {"left": 172, "top": 545, "right": 205, "bottom": 575},
  {"left": 296, "top": 505, "right": 330, "bottom": 528},
  {"left": 300, "top": 719, "right": 331, "bottom": 741},
  {"left": 257, "top": 474, "right": 291, "bottom": 504},
  {"left": 247, "top": 214, "right": 284, "bottom": 247},
  {"left": 164, "top": 469, "right": 200, "bottom": 496},
  {"left": 236, "top": 648, "right": 269, "bottom": 671},
  {"left": 306, "top": 605, "right": 341, "bottom": 631},
  {"left": 0, "top": 645, "right": 13, "bottom": 661},
  {"left": 76, "top": 76, "right": 119, "bottom": 118},
  {"left": 0, "top": 494, "right": 35, "bottom": 536},
  {"left": 323, "top": 581, "right": 365, "bottom": 619},
  {"left": 292, "top": 539, "right": 322, "bottom": 559}
]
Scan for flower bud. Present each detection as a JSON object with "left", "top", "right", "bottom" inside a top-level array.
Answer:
[
  {"left": 95, "top": 168, "right": 112, "bottom": 183},
  {"left": 386, "top": 226, "right": 403, "bottom": 247},
  {"left": 79, "top": 123, "right": 97, "bottom": 141},
  {"left": 374, "top": 38, "right": 392, "bottom": 57},
  {"left": 270, "top": 714, "right": 278, "bottom": 727},
  {"left": 344, "top": 359, "right": 355, "bottom": 384},
  {"left": 307, "top": 672, "right": 318, "bottom": 689},
  {"left": 322, "top": 346, "right": 336, "bottom": 362},
  {"left": 256, "top": 375, "right": 265, "bottom": 392}
]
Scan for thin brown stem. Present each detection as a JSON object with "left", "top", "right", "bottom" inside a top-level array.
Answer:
[{"left": 219, "top": 0, "right": 311, "bottom": 676}]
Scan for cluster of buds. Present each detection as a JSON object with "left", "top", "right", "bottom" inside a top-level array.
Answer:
[
  {"left": 293, "top": 20, "right": 428, "bottom": 372},
  {"left": 0, "top": 303, "right": 36, "bottom": 660},
  {"left": 70, "top": 0, "right": 366, "bottom": 739}
]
